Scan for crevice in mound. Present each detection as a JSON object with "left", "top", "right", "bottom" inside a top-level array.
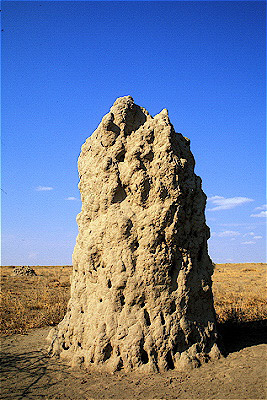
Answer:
[
  {"left": 166, "top": 350, "right": 175, "bottom": 370},
  {"left": 116, "top": 149, "right": 126, "bottom": 162},
  {"left": 112, "top": 184, "right": 127, "bottom": 203},
  {"left": 187, "top": 328, "right": 201, "bottom": 346},
  {"left": 119, "top": 294, "right": 125, "bottom": 306},
  {"left": 139, "top": 337, "right": 149, "bottom": 364},
  {"left": 116, "top": 357, "right": 123, "bottom": 371},
  {"left": 141, "top": 179, "right": 150, "bottom": 202},
  {"left": 140, "top": 348, "right": 149, "bottom": 364},
  {"left": 169, "top": 262, "right": 179, "bottom": 292},
  {"left": 173, "top": 331, "right": 188, "bottom": 355},
  {"left": 147, "top": 130, "right": 154, "bottom": 143},
  {"left": 103, "top": 343, "right": 113, "bottom": 362},
  {"left": 170, "top": 300, "right": 176, "bottom": 313},
  {"left": 144, "top": 309, "right": 151, "bottom": 326},
  {"left": 159, "top": 185, "right": 169, "bottom": 200},
  {"left": 150, "top": 348, "right": 159, "bottom": 370}
]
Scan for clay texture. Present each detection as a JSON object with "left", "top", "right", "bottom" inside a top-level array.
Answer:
[{"left": 48, "top": 96, "right": 221, "bottom": 372}]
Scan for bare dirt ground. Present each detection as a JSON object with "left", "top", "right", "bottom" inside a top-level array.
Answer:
[
  {"left": 1, "top": 264, "right": 266, "bottom": 399},
  {"left": 1, "top": 325, "right": 266, "bottom": 399}
]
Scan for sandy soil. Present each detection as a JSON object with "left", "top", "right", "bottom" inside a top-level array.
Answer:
[{"left": 1, "top": 323, "right": 266, "bottom": 399}]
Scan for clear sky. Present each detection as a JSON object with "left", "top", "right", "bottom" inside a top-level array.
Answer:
[{"left": 2, "top": 1, "right": 266, "bottom": 265}]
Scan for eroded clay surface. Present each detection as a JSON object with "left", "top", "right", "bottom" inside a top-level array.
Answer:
[{"left": 48, "top": 96, "right": 220, "bottom": 372}]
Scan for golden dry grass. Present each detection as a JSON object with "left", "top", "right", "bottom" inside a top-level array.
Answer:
[
  {"left": 213, "top": 263, "right": 267, "bottom": 324},
  {"left": 0, "top": 263, "right": 266, "bottom": 335},
  {"left": 0, "top": 266, "right": 72, "bottom": 335}
]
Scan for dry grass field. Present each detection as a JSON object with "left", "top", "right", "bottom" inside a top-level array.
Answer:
[
  {"left": 0, "top": 263, "right": 266, "bottom": 336},
  {"left": 0, "top": 266, "right": 72, "bottom": 335},
  {"left": 213, "top": 262, "right": 266, "bottom": 324}
]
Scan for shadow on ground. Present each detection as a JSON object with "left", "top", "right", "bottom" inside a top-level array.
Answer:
[
  {"left": 217, "top": 319, "right": 267, "bottom": 355},
  {"left": 0, "top": 348, "right": 78, "bottom": 400},
  {"left": 0, "top": 350, "right": 52, "bottom": 399}
]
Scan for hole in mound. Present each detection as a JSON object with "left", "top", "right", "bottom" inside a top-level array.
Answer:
[
  {"left": 78, "top": 342, "right": 82, "bottom": 348},
  {"left": 103, "top": 343, "right": 113, "bottom": 362},
  {"left": 116, "top": 149, "right": 126, "bottom": 162},
  {"left": 140, "top": 348, "right": 149, "bottom": 364},
  {"left": 141, "top": 179, "right": 150, "bottom": 202},
  {"left": 120, "top": 294, "right": 125, "bottom": 306},
  {"left": 144, "top": 150, "right": 154, "bottom": 162},
  {"left": 116, "top": 357, "right": 123, "bottom": 371},
  {"left": 146, "top": 130, "right": 154, "bottom": 144},
  {"left": 112, "top": 184, "right": 127, "bottom": 203},
  {"left": 159, "top": 186, "right": 168, "bottom": 200},
  {"left": 62, "top": 342, "right": 69, "bottom": 350},
  {"left": 166, "top": 350, "right": 175, "bottom": 370},
  {"left": 139, "top": 160, "right": 147, "bottom": 171},
  {"left": 99, "top": 298, "right": 102, "bottom": 302},
  {"left": 170, "top": 300, "right": 176, "bottom": 313},
  {"left": 130, "top": 240, "right": 139, "bottom": 251},
  {"left": 107, "top": 279, "right": 112, "bottom": 288},
  {"left": 144, "top": 309, "right": 151, "bottom": 326}
]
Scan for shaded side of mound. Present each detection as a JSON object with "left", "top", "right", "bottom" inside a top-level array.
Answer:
[{"left": 48, "top": 96, "right": 221, "bottom": 373}]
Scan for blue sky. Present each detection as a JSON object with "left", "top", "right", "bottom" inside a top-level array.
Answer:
[{"left": 2, "top": 1, "right": 266, "bottom": 265}]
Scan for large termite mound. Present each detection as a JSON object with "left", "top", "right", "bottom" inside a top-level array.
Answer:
[{"left": 48, "top": 96, "right": 221, "bottom": 372}]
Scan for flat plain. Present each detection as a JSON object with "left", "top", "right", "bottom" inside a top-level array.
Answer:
[{"left": 1, "top": 263, "right": 266, "bottom": 399}]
